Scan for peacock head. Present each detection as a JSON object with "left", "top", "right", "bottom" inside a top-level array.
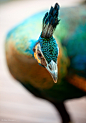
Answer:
[{"left": 33, "top": 3, "right": 60, "bottom": 83}]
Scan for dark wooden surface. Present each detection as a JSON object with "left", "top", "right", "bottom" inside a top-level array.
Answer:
[{"left": 0, "top": 0, "right": 86, "bottom": 123}]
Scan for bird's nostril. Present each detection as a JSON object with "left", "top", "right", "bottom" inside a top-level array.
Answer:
[{"left": 49, "top": 65, "right": 52, "bottom": 70}]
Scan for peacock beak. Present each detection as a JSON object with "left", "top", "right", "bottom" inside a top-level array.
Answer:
[
  {"left": 46, "top": 60, "right": 58, "bottom": 83},
  {"left": 51, "top": 71, "right": 58, "bottom": 83}
]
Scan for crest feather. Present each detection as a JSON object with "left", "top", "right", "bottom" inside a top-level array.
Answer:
[{"left": 41, "top": 3, "right": 60, "bottom": 38}]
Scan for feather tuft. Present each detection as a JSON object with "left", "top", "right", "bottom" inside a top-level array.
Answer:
[{"left": 41, "top": 3, "right": 60, "bottom": 38}]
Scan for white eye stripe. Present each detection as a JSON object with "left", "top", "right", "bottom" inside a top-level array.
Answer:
[
  {"left": 37, "top": 43, "right": 44, "bottom": 56},
  {"left": 36, "top": 43, "right": 49, "bottom": 65},
  {"left": 37, "top": 43, "right": 41, "bottom": 51}
]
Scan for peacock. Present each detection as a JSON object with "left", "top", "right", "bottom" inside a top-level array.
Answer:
[{"left": 5, "top": 3, "right": 86, "bottom": 123}]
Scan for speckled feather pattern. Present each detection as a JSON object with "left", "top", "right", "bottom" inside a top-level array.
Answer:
[{"left": 38, "top": 36, "right": 58, "bottom": 63}]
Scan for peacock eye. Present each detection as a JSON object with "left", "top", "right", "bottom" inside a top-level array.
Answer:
[
  {"left": 38, "top": 53, "right": 42, "bottom": 57},
  {"left": 37, "top": 51, "right": 43, "bottom": 59}
]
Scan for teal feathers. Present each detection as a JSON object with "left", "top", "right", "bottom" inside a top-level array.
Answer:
[
  {"left": 37, "top": 3, "right": 60, "bottom": 65},
  {"left": 5, "top": 4, "right": 86, "bottom": 101},
  {"left": 5, "top": 4, "right": 86, "bottom": 123},
  {"left": 38, "top": 36, "right": 58, "bottom": 63}
]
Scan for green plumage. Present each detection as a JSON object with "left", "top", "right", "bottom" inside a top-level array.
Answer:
[
  {"left": 5, "top": 3, "right": 86, "bottom": 122},
  {"left": 6, "top": 4, "right": 86, "bottom": 100},
  {"left": 39, "top": 36, "right": 58, "bottom": 63}
]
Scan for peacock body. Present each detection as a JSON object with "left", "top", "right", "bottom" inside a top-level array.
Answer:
[
  {"left": 5, "top": 3, "right": 86, "bottom": 122},
  {"left": 6, "top": 4, "right": 86, "bottom": 100}
]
